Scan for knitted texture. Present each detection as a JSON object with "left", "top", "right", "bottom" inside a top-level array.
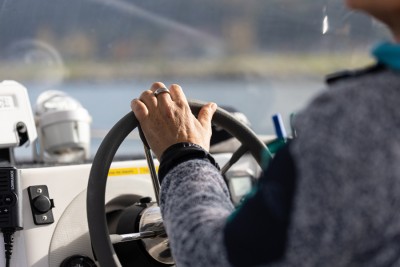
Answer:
[
  {"left": 280, "top": 68, "right": 400, "bottom": 266},
  {"left": 160, "top": 159, "right": 234, "bottom": 267}
]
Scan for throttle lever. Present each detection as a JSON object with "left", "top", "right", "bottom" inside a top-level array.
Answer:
[
  {"left": 110, "top": 231, "right": 158, "bottom": 244},
  {"left": 138, "top": 125, "right": 161, "bottom": 205}
]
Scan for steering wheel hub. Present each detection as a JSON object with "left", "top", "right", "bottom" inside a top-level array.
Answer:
[{"left": 139, "top": 205, "right": 174, "bottom": 264}]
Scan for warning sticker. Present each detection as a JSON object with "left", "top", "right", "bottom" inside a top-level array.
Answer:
[{"left": 108, "top": 166, "right": 158, "bottom": 177}]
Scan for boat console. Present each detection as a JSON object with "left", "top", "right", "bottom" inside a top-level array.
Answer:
[{"left": 0, "top": 81, "right": 264, "bottom": 267}]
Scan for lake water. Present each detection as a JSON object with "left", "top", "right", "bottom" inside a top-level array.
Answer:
[{"left": 14, "top": 78, "right": 324, "bottom": 159}]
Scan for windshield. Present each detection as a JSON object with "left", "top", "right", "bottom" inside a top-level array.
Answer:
[{"left": 0, "top": 0, "right": 389, "bottom": 160}]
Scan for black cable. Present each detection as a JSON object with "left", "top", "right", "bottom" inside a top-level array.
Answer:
[{"left": 2, "top": 228, "right": 15, "bottom": 267}]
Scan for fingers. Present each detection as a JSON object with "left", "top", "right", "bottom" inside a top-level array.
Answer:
[
  {"left": 134, "top": 82, "right": 190, "bottom": 119},
  {"left": 169, "top": 84, "right": 187, "bottom": 105},
  {"left": 198, "top": 102, "right": 217, "bottom": 128},
  {"left": 131, "top": 98, "right": 148, "bottom": 122},
  {"left": 151, "top": 82, "right": 173, "bottom": 104},
  {"left": 139, "top": 89, "right": 158, "bottom": 110},
  {"left": 137, "top": 82, "right": 170, "bottom": 110},
  {"left": 150, "top": 82, "right": 166, "bottom": 91},
  {"left": 132, "top": 82, "right": 217, "bottom": 156}
]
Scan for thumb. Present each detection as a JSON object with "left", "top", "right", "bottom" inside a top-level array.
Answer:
[{"left": 198, "top": 102, "right": 217, "bottom": 128}]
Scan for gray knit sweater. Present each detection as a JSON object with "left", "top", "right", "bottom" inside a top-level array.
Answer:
[{"left": 160, "top": 67, "right": 400, "bottom": 266}]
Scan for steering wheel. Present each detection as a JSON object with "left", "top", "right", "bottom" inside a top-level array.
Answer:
[{"left": 87, "top": 100, "right": 270, "bottom": 267}]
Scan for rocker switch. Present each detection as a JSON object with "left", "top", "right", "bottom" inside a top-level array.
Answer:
[{"left": 28, "top": 185, "right": 55, "bottom": 225}]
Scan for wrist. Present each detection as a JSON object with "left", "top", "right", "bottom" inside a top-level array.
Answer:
[{"left": 158, "top": 142, "right": 219, "bottom": 183}]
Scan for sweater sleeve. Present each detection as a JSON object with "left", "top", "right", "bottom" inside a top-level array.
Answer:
[
  {"left": 159, "top": 143, "right": 297, "bottom": 267},
  {"left": 159, "top": 159, "right": 235, "bottom": 267}
]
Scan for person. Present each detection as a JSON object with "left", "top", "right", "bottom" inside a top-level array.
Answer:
[{"left": 131, "top": 0, "right": 400, "bottom": 266}]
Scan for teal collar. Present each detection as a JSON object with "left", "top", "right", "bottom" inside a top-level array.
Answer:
[{"left": 372, "top": 42, "right": 400, "bottom": 71}]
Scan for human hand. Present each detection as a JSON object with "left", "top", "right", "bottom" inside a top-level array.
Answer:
[{"left": 131, "top": 82, "right": 217, "bottom": 159}]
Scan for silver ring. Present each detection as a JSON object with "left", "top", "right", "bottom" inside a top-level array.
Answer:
[{"left": 153, "top": 87, "right": 170, "bottom": 97}]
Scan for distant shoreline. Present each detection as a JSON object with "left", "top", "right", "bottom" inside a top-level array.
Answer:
[{"left": 0, "top": 52, "right": 373, "bottom": 82}]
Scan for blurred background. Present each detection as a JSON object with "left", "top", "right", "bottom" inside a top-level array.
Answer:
[{"left": 0, "top": 0, "right": 391, "bottom": 158}]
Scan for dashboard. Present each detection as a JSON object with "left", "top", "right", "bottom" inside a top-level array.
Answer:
[{"left": 0, "top": 152, "right": 260, "bottom": 266}]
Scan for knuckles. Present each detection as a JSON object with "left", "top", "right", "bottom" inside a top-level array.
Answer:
[{"left": 151, "top": 82, "right": 166, "bottom": 90}]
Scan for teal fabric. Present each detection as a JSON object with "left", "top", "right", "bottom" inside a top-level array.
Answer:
[{"left": 372, "top": 42, "right": 400, "bottom": 71}]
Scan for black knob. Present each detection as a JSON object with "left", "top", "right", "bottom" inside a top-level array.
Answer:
[
  {"left": 33, "top": 195, "right": 52, "bottom": 213},
  {"left": 60, "top": 255, "right": 97, "bottom": 267},
  {"left": 139, "top": 196, "right": 152, "bottom": 204}
]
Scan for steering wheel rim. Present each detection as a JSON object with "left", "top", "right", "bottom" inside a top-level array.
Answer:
[{"left": 87, "top": 100, "right": 270, "bottom": 267}]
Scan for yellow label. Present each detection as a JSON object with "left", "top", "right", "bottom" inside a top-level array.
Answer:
[{"left": 108, "top": 166, "right": 158, "bottom": 177}]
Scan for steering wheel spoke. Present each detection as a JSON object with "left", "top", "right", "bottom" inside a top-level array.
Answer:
[{"left": 220, "top": 144, "right": 249, "bottom": 175}]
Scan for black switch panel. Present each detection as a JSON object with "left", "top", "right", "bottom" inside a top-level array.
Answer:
[{"left": 28, "top": 185, "right": 55, "bottom": 225}]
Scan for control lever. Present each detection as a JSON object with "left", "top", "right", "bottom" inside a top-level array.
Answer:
[
  {"left": 109, "top": 231, "right": 158, "bottom": 244},
  {"left": 138, "top": 126, "right": 161, "bottom": 205}
]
